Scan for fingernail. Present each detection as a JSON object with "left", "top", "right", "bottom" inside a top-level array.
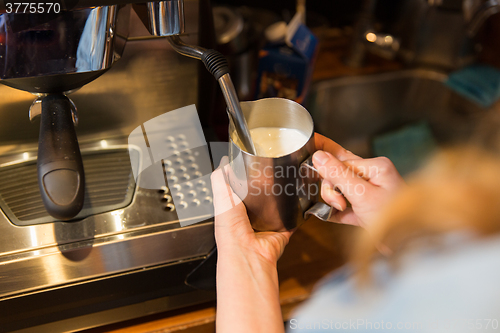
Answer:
[
  {"left": 323, "top": 181, "right": 344, "bottom": 211},
  {"left": 313, "top": 150, "right": 330, "bottom": 166},
  {"left": 332, "top": 202, "right": 344, "bottom": 212}
]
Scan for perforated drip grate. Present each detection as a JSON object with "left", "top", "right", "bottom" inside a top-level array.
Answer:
[{"left": 0, "top": 149, "right": 137, "bottom": 225}]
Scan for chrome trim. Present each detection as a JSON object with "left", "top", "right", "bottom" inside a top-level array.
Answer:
[
  {"left": 29, "top": 95, "right": 78, "bottom": 125},
  {"left": 147, "top": 0, "right": 185, "bottom": 36},
  {"left": 0, "top": 6, "right": 121, "bottom": 80},
  {"left": 28, "top": 97, "right": 42, "bottom": 122},
  {"left": 219, "top": 73, "right": 256, "bottom": 155},
  {"left": 465, "top": 0, "right": 500, "bottom": 36},
  {"left": 167, "top": 35, "right": 205, "bottom": 59},
  {"left": 102, "top": 5, "right": 118, "bottom": 70},
  {"left": 0, "top": 222, "right": 214, "bottom": 299}
]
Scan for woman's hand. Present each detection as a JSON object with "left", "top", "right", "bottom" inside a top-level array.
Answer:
[
  {"left": 314, "top": 133, "right": 406, "bottom": 229},
  {"left": 211, "top": 157, "right": 293, "bottom": 265},
  {"left": 211, "top": 157, "right": 291, "bottom": 333}
]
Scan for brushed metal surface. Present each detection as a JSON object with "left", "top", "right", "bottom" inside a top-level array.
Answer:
[
  {"left": 219, "top": 73, "right": 256, "bottom": 155},
  {"left": 0, "top": 0, "right": 215, "bottom": 301},
  {"left": 148, "top": 0, "right": 185, "bottom": 36},
  {"left": 228, "top": 98, "right": 319, "bottom": 232},
  {"left": 0, "top": 5, "right": 124, "bottom": 93},
  {"left": 0, "top": 222, "right": 214, "bottom": 299}
]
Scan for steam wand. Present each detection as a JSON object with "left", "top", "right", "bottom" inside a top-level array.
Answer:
[{"left": 166, "top": 35, "right": 257, "bottom": 156}]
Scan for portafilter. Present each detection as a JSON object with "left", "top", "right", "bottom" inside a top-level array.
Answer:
[{"left": 0, "top": 5, "right": 125, "bottom": 220}]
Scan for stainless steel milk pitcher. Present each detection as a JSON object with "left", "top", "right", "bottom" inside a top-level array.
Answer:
[{"left": 228, "top": 98, "right": 334, "bottom": 231}]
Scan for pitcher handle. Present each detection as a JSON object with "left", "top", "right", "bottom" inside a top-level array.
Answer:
[{"left": 300, "top": 155, "right": 337, "bottom": 222}]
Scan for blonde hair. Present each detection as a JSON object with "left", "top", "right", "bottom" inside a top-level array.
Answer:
[{"left": 352, "top": 145, "right": 500, "bottom": 283}]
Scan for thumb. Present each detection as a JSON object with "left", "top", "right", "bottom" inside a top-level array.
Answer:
[
  {"left": 211, "top": 157, "right": 242, "bottom": 216},
  {"left": 210, "top": 157, "right": 251, "bottom": 231}
]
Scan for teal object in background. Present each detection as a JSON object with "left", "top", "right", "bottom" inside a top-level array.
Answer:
[
  {"left": 445, "top": 64, "right": 500, "bottom": 108},
  {"left": 372, "top": 122, "right": 437, "bottom": 177}
]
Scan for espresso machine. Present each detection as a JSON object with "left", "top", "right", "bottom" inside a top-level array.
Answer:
[{"left": 0, "top": 1, "right": 237, "bottom": 331}]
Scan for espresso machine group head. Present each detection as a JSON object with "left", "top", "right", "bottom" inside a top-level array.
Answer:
[{"left": 0, "top": 0, "right": 252, "bottom": 221}]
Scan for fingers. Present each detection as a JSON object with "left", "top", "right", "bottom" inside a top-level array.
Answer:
[
  {"left": 212, "top": 157, "right": 294, "bottom": 256},
  {"left": 342, "top": 156, "right": 405, "bottom": 190},
  {"left": 314, "top": 133, "right": 361, "bottom": 162},
  {"left": 313, "top": 150, "right": 374, "bottom": 206},
  {"left": 211, "top": 157, "right": 252, "bottom": 237},
  {"left": 211, "top": 156, "right": 242, "bottom": 217},
  {"left": 328, "top": 207, "right": 363, "bottom": 227},
  {"left": 321, "top": 179, "right": 347, "bottom": 212}
]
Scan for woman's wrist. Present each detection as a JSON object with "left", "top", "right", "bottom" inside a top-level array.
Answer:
[
  {"left": 217, "top": 243, "right": 279, "bottom": 275},
  {"left": 216, "top": 245, "right": 284, "bottom": 333}
]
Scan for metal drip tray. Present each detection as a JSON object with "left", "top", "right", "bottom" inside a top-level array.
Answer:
[
  {"left": 0, "top": 137, "right": 216, "bottom": 301},
  {"left": 0, "top": 148, "right": 138, "bottom": 225}
]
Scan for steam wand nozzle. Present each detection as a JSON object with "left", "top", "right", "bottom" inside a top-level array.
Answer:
[{"left": 166, "top": 36, "right": 257, "bottom": 155}]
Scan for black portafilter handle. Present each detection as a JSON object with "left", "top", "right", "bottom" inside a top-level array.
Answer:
[{"left": 37, "top": 94, "right": 85, "bottom": 221}]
